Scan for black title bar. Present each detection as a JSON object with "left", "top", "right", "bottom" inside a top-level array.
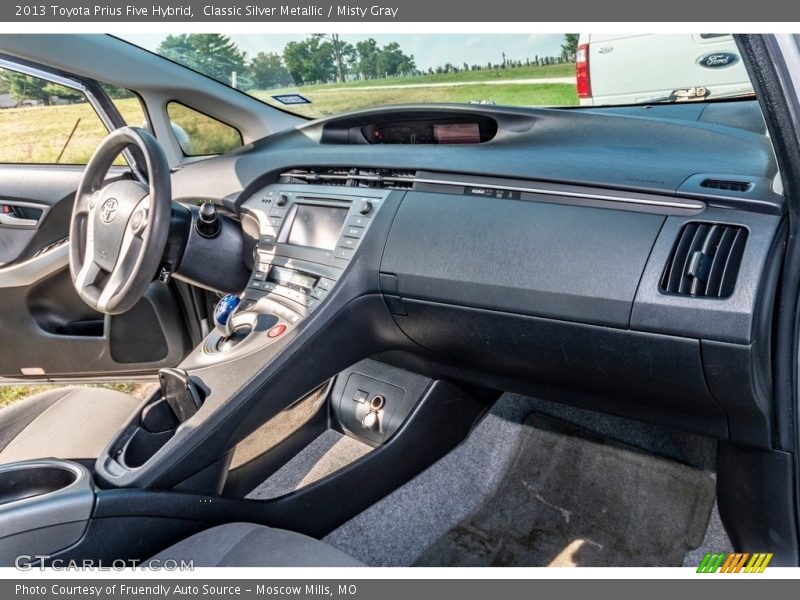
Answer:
[{"left": 4, "top": 0, "right": 800, "bottom": 22}]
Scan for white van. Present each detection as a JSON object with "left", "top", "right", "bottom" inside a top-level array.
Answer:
[{"left": 577, "top": 34, "right": 754, "bottom": 106}]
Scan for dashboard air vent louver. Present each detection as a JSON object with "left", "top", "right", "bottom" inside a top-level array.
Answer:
[
  {"left": 280, "top": 168, "right": 350, "bottom": 186},
  {"left": 660, "top": 222, "right": 748, "bottom": 298},
  {"left": 700, "top": 178, "right": 752, "bottom": 193},
  {"left": 280, "top": 168, "right": 416, "bottom": 189}
]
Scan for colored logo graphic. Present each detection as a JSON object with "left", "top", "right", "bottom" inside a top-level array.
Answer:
[
  {"left": 697, "top": 51, "right": 740, "bottom": 69},
  {"left": 696, "top": 552, "right": 773, "bottom": 573}
]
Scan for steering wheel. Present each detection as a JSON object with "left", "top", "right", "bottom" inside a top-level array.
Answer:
[{"left": 69, "top": 127, "right": 172, "bottom": 315}]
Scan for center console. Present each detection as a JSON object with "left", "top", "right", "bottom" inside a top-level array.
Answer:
[
  {"left": 0, "top": 459, "right": 94, "bottom": 564},
  {"left": 194, "top": 184, "right": 390, "bottom": 362},
  {"left": 3, "top": 182, "right": 501, "bottom": 563},
  {"left": 94, "top": 183, "right": 399, "bottom": 490}
]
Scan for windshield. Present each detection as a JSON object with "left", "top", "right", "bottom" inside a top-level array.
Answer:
[{"left": 120, "top": 33, "right": 756, "bottom": 119}]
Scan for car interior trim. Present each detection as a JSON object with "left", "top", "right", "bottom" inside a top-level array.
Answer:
[
  {"left": 3, "top": 32, "right": 800, "bottom": 568},
  {"left": 279, "top": 170, "right": 707, "bottom": 212},
  {"left": 0, "top": 241, "right": 68, "bottom": 287}
]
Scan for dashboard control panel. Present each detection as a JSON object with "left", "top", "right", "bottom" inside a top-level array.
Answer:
[{"left": 200, "top": 184, "right": 391, "bottom": 355}]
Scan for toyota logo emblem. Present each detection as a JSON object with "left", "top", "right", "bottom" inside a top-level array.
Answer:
[{"left": 100, "top": 198, "right": 118, "bottom": 224}]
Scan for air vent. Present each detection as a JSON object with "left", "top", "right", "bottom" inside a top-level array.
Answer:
[
  {"left": 280, "top": 167, "right": 416, "bottom": 189},
  {"left": 700, "top": 178, "right": 752, "bottom": 193},
  {"left": 280, "top": 168, "right": 349, "bottom": 186},
  {"left": 660, "top": 222, "right": 748, "bottom": 298}
]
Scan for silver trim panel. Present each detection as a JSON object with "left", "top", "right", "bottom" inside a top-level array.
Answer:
[
  {"left": 280, "top": 171, "right": 706, "bottom": 211},
  {"left": 0, "top": 458, "right": 94, "bottom": 548},
  {"left": 0, "top": 199, "right": 49, "bottom": 228},
  {"left": 0, "top": 241, "right": 68, "bottom": 287},
  {"left": 0, "top": 213, "right": 38, "bottom": 227}
]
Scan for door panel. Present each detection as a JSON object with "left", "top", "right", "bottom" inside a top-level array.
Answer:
[
  {"left": 0, "top": 200, "right": 47, "bottom": 266},
  {"left": 0, "top": 165, "right": 192, "bottom": 380},
  {"left": 0, "top": 165, "right": 89, "bottom": 265}
]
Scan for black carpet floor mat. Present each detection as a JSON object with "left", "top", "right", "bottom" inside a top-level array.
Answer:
[{"left": 414, "top": 413, "right": 716, "bottom": 567}]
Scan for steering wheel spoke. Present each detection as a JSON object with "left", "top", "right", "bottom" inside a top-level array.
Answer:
[
  {"left": 96, "top": 227, "right": 144, "bottom": 313},
  {"left": 74, "top": 259, "right": 102, "bottom": 295}
]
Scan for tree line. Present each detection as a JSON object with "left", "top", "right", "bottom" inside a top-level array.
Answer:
[
  {"left": 0, "top": 69, "right": 135, "bottom": 107},
  {"left": 1, "top": 34, "right": 580, "bottom": 106},
  {"left": 156, "top": 33, "right": 419, "bottom": 89},
  {"left": 156, "top": 34, "right": 576, "bottom": 90},
  {"left": 0, "top": 70, "right": 84, "bottom": 106}
]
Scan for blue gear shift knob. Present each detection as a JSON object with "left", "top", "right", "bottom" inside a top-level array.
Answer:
[{"left": 213, "top": 294, "right": 241, "bottom": 338}]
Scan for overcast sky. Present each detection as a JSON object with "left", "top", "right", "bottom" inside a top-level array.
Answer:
[{"left": 122, "top": 34, "right": 568, "bottom": 70}]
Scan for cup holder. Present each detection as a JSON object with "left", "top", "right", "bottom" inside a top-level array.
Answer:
[
  {"left": 122, "top": 427, "right": 175, "bottom": 469},
  {"left": 0, "top": 460, "right": 93, "bottom": 565},
  {"left": 0, "top": 463, "right": 80, "bottom": 506}
]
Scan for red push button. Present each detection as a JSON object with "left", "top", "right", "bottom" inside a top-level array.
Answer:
[{"left": 268, "top": 324, "right": 287, "bottom": 338}]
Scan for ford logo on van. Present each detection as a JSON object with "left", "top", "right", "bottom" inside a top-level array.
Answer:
[{"left": 697, "top": 52, "right": 739, "bottom": 69}]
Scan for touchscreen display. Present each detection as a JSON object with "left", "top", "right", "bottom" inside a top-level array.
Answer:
[{"left": 286, "top": 204, "right": 348, "bottom": 251}]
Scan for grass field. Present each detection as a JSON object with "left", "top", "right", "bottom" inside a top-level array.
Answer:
[
  {"left": 295, "top": 62, "right": 575, "bottom": 91},
  {"left": 167, "top": 102, "right": 244, "bottom": 155},
  {"left": 0, "top": 97, "right": 239, "bottom": 163},
  {"left": 255, "top": 62, "right": 578, "bottom": 117},
  {"left": 254, "top": 83, "right": 578, "bottom": 118},
  {"left": 0, "top": 98, "right": 146, "bottom": 164},
  {"left": 0, "top": 382, "right": 156, "bottom": 409},
  {"left": 0, "top": 62, "right": 578, "bottom": 162}
]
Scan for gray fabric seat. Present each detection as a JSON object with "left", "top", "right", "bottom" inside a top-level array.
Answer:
[
  {"left": 0, "top": 387, "right": 140, "bottom": 464},
  {"left": 149, "top": 522, "right": 365, "bottom": 567}
]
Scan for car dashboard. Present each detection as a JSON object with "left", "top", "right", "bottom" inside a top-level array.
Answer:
[{"left": 168, "top": 99, "right": 784, "bottom": 450}]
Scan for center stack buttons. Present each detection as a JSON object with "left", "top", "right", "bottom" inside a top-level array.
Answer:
[{"left": 332, "top": 202, "right": 374, "bottom": 268}]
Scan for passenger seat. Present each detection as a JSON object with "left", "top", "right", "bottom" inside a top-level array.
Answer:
[{"left": 148, "top": 523, "right": 364, "bottom": 567}]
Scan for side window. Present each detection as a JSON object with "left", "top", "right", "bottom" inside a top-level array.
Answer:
[
  {"left": 0, "top": 67, "right": 116, "bottom": 165},
  {"left": 166, "top": 102, "right": 243, "bottom": 156},
  {"left": 102, "top": 83, "right": 149, "bottom": 131}
]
